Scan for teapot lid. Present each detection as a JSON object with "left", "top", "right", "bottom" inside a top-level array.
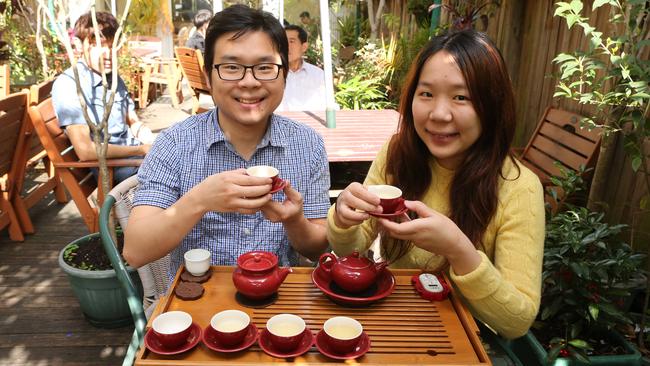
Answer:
[
  {"left": 237, "top": 251, "right": 277, "bottom": 272},
  {"left": 338, "top": 250, "right": 372, "bottom": 269}
]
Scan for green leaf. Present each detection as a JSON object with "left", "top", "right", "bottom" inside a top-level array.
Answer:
[
  {"left": 632, "top": 156, "right": 642, "bottom": 172},
  {"left": 588, "top": 304, "right": 599, "bottom": 320},
  {"left": 568, "top": 339, "right": 591, "bottom": 349},
  {"left": 592, "top": 0, "right": 612, "bottom": 9},
  {"left": 569, "top": 0, "right": 583, "bottom": 13}
]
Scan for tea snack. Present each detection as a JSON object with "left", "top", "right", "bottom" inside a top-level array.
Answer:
[
  {"left": 181, "top": 268, "right": 212, "bottom": 283},
  {"left": 175, "top": 281, "right": 204, "bottom": 300}
]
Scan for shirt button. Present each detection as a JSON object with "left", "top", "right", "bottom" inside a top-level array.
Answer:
[{"left": 243, "top": 228, "right": 251, "bottom": 235}]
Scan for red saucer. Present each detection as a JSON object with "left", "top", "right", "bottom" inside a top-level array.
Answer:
[
  {"left": 315, "top": 329, "right": 371, "bottom": 360},
  {"left": 368, "top": 204, "right": 409, "bottom": 219},
  {"left": 258, "top": 328, "right": 314, "bottom": 358},
  {"left": 311, "top": 265, "right": 395, "bottom": 306},
  {"left": 202, "top": 323, "right": 258, "bottom": 353},
  {"left": 270, "top": 179, "right": 287, "bottom": 194},
  {"left": 144, "top": 322, "right": 201, "bottom": 355}
]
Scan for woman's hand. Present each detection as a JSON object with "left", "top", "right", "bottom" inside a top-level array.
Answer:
[
  {"left": 378, "top": 201, "right": 481, "bottom": 274},
  {"left": 332, "top": 182, "right": 382, "bottom": 229}
]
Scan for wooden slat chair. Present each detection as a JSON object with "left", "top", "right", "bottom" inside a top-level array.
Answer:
[
  {"left": 519, "top": 107, "right": 602, "bottom": 206},
  {"left": 11, "top": 79, "right": 68, "bottom": 234},
  {"left": 28, "top": 97, "right": 143, "bottom": 233},
  {"left": 0, "top": 64, "right": 9, "bottom": 98},
  {"left": 0, "top": 92, "right": 30, "bottom": 241},
  {"left": 139, "top": 58, "right": 183, "bottom": 109},
  {"left": 175, "top": 47, "right": 211, "bottom": 114}
]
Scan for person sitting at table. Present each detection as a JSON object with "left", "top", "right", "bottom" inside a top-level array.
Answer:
[
  {"left": 276, "top": 24, "right": 326, "bottom": 112},
  {"left": 124, "top": 4, "right": 331, "bottom": 282},
  {"left": 327, "top": 29, "right": 544, "bottom": 339},
  {"left": 185, "top": 9, "right": 212, "bottom": 54},
  {"left": 52, "top": 11, "right": 151, "bottom": 185}
]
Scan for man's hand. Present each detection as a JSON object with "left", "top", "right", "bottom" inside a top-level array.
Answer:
[
  {"left": 261, "top": 181, "right": 304, "bottom": 223},
  {"left": 191, "top": 168, "right": 273, "bottom": 215}
]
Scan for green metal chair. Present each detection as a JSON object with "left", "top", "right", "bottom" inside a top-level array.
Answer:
[{"left": 99, "top": 175, "right": 147, "bottom": 366}]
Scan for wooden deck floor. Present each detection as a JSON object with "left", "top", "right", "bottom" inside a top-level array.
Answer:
[{"left": 0, "top": 188, "right": 132, "bottom": 366}]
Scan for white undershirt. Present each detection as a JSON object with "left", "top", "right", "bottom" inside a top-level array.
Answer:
[{"left": 277, "top": 60, "right": 327, "bottom": 112}]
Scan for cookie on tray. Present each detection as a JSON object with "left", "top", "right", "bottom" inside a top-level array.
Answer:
[
  {"left": 174, "top": 281, "right": 204, "bottom": 300},
  {"left": 180, "top": 268, "right": 212, "bottom": 283}
]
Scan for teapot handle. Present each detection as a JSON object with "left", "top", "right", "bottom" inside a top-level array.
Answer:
[
  {"left": 375, "top": 260, "right": 389, "bottom": 273},
  {"left": 318, "top": 253, "right": 337, "bottom": 273}
]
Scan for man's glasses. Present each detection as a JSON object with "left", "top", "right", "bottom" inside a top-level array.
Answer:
[{"left": 213, "top": 63, "right": 283, "bottom": 81}]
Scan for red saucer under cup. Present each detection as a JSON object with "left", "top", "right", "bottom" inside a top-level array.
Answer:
[
  {"left": 259, "top": 328, "right": 314, "bottom": 358},
  {"left": 368, "top": 202, "right": 409, "bottom": 219},
  {"left": 144, "top": 322, "right": 201, "bottom": 355},
  {"left": 202, "top": 323, "right": 258, "bottom": 353},
  {"left": 315, "top": 329, "right": 371, "bottom": 360}
]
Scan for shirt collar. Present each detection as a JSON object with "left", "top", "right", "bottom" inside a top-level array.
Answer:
[
  {"left": 76, "top": 61, "right": 105, "bottom": 88},
  {"left": 206, "top": 109, "right": 288, "bottom": 150}
]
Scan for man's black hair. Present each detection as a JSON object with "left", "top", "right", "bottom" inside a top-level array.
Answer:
[
  {"left": 204, "top": 5, "right": 289, "bottom": 80},
  {"left": 299, "top": 11, "right": 310, "bottom": 18},
  {"left": 193, "top": 9, "right": 213, "bottom": 29},
  {"left": 284, "top": 24, "right": 308, "bottom": 44}
]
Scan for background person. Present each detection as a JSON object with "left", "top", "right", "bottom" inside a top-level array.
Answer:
[
  {"left": 125, "top": 5, "right": 331, "bottom": 282},
  {"left": 185, "top": 9, "right": 213, "bottom": 53},
  {"left": 277, "top": 24, "right": 326, "bottom": 112},
  {"left": 328, "top": 30, "right": 545, "bottom": 339},
  {"left": 52, "top": 11, "right": 150, "bottom": 184}
]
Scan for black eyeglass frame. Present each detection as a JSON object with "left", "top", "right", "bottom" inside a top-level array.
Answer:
[{"left": 213, "top": 63, "right": 284, "bottom": 81}]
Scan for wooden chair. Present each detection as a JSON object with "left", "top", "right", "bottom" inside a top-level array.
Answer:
[
  {"left": 175, "top": 47, "right": 211, "bottom": 114},
  {"left": 139, "top": 58, "right": 183, "bottom": 109},
  {"left": 520, "top": 107, "right": 601, "bottom": 185},
  {"left": 0, "top": 64, "right": 9, "bottom": 98},
  {"left": 0, "top": 92, "right": 30, "bottom": 241},
  {"left": 11, "top": 80, "right": 68, "bottom": 235},
  {"left": 28, "top": 98, "right": 142, "bottom": 233},
  {"left": 519, "top": 107, "right": 602, "bottom": 208}
]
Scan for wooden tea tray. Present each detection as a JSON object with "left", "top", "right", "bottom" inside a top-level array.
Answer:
[{"left": 136, "top": 266, "right": 491, "bottom": 365}]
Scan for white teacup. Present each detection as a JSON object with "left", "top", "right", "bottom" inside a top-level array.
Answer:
[
  {"left": 266, "top": 313, "right": 306, "bottom": 352},
  {"left": 323, "top": 316, "right": 363, "bottom": 354},
  {"left": 246, "top": 165, "right": 281, "bottom": 187},
  {"left": 210, "top": 310, "right": 251, "bottom": 346},
  {"left": 184, "top": 249, "right": 210, "bottom": 276}
]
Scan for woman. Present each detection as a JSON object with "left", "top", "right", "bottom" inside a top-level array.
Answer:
[{"left": 328, "top": 30, "right": 544, "bottom": 339}]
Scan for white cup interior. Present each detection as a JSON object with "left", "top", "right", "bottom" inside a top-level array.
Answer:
[
  {"left": 184, "top": 248, "right": 210, "bottom": 262},
  {"left": 367, "top": 185, "right": 402, "bottom": 199},
  {"left": 211, "top": 310, "right": 250, "bottom": 333},
  {"left": 266, "top": 313, "right": 305, "bottom": 337},
  {"left": 246, "top": 165, "right": 279, "bottom": 178},
  {"left": 152, "top": 311, "right": 193, "bottom": 334},
  {"left": 323, "top": 316, "right": 363, "bottom": 340}
]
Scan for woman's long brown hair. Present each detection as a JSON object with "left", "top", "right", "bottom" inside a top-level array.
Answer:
[{"left": 382, "top": 30, "right": 518, "bottom": 264}]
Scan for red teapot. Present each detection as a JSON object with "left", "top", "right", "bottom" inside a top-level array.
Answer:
[
  {"left": 318, "top": 251, "right": 389, "bottom": 293},
  {"left": 232, "top": 251, "right": 292, "bottom": 300}
]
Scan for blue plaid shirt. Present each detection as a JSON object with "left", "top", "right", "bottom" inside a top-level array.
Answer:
[{"left": 133, "top": 109, "right": 330, "bottom": 281}]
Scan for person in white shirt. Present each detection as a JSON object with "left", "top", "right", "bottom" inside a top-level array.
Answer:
[{"left": 277, "top": 25, "right": 326, "bottom": 112}]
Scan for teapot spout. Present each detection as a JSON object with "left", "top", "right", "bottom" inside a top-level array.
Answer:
[{"left": 277, "top": 266, "right": 293, "bottom": 283}]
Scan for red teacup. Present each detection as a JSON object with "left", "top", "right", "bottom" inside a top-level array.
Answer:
[
  {"left": 322, "top": 316, "right": 363, "bottom": 354},
  {"left": 367, "top": 185, "right": 403, "bottom": 213},
  {"left": 266, "top": 313, "right": 306, "bottom": 352},
  {"left": 210, "top": 310, "right": 250, "bottom": 347},
  {"left": 246, "top": 165, "right": 281, "bottom": 187},
  {"left": 152, "top": 311, "right": 193, "bottom": 348}
]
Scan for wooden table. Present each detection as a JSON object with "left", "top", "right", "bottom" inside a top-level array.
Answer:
[
  {"left": 136, "top": 266, "right": 491, "bottom": 365},
  {"left": 278, "top": 110, "right": 400, "bottom": 163}
]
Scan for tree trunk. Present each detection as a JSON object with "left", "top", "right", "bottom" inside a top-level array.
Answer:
[{"left": 587, "top": 130, "right": 618, "bottom": 211}]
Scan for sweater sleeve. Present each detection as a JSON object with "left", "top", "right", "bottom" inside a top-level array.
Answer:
[
  {"left": 449, "top": 170, "right": 545, "bottom": 339},
  {"left": 327, "top": 142, "right": 390, "bottom": 256}
]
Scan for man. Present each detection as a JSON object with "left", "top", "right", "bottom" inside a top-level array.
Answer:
[
  {"left": 185, "top": 9, "right": 212, "bottom": 54},
  {"left": 299, "top": 11, "right": 319, "bottom": 43},
  {"left": 124, "top": 5, "right": 331, "bottom": 281},
  {"left": 277, "top": 25, "right": 326, "bottom": 112},
  {"left": 52, "top": 11, "right": 150, "bottom": 184}
]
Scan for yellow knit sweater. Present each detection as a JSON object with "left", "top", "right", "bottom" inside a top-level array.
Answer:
[{"left": 327, "top": 142, "right": 545, "bottom": 339}]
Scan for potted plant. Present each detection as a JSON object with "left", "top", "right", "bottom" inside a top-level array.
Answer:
[
  {"left": 507, "top": 167, "right": 645, "bottom": 365},
  {"left": 35, "top": 2, "right": 143, "bottom": 327},
  {"left": 58, "top": 231, "right": 142, "bottom": 328}
]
